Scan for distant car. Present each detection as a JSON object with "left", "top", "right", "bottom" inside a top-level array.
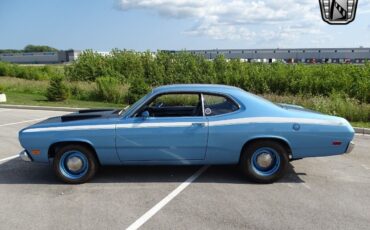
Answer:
[{"left": 19, "top": 84, "right": 355, "bottom": 184}]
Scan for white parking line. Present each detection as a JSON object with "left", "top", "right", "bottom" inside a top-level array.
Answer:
[
  {"left": 126, "top": 165, "right": 209, "bottom": 230},
  {"left": 0, "top": 109, "right": 13, "bottom": 112},
  {"left": 361, "top": 164, "right": 370, "bottom": 170},
  {"left": 301, "top": 183, "right": 311, "bottom": 190},
  {"left": 286, "top": 183, "right": 311, "bottom": 190},
  {"left": 0, "top": 117, "right": 48, "bottom": 127},
  {"left": 0, "top": 155, "right": 19, "bottom": 164}
]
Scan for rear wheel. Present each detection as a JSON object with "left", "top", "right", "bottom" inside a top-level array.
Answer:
[
  {"left": 53, "top": 144, "right": 98, "bottom": 184},
  {"left": 239, "top": 140, "right": 288, "bottom": 183}
]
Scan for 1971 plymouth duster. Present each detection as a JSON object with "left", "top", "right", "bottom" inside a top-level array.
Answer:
[{"left": 19, "top": 84, "right": 355, "bottom": 184}]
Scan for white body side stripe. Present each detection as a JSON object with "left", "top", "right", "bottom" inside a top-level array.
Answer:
[
  {"left": 209, "top": 117, "right": 343, "bottom": 127},
  {"left": 23, "top": 124, "right": 115, "bottom": 133},
  {"left": 117, "top": 122, "right": 194, "bottom": 129},
  {"left": 22, "top": 117, "right": 343, "bottom": 133}
]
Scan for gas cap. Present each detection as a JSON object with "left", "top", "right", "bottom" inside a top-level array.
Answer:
[{"left": 292, "top": 123, "right": 300, "bottom": 131}]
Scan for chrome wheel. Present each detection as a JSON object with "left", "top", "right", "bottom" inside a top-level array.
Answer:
[
  {"left": 256, "top": 152, "right": 273, "bottom": 168},
  {"left": 66, "top": 156, "right": 83, "bottom": 172}
]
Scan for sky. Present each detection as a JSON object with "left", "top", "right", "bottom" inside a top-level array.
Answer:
[{"left": 0, "top": 0, "right": 370, "bottom": 51}]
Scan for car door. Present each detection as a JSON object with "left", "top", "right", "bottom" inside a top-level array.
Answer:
[{"left": 115, "top": 93, "right": 208, "bottom": 162}]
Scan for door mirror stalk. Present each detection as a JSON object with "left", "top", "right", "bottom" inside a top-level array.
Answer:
[{"left": 141, "top": 111, "right": 150, "bottom": 119}]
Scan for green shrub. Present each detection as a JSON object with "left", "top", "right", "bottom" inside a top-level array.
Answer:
[
  {"left": 0, "top": 62, "right": 9, "bottom": 76},
  {"left": 96, "top": 76, "right": 122, "bottom": 103},
  {"left": 69, "top": 84, "right": 88, "bottom": 100},
  {"left": 46, "top": 76, "right": 69, "bottom": 101},
  {"left": 64, "top": 51, "right": 370, "bottom": 103},
  {"left": 0, "top": 84, "right": 4, "bottom": 93},
  {"left": 109, "top": 49, "right": 144, "bottom": 82},
  {"left": 64, "top": 50, "right": 114, "bottom": 81},
  {"left": 0, "top": 61, "right": 59, "bottom": 80},
  {"left": 126, "top": 78, "right": 150, "bottom": 104}
]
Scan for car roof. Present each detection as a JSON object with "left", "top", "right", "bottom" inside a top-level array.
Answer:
[{"left": 152, "top": 84, "right": 244, "bottom": 94}]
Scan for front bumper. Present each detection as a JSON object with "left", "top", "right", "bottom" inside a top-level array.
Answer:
[
  {"left": 345, "top": 141, "right": 355, "bottom": 154},
  {"left": 19, "top": 150, "right": 32, "bottom": 162}
]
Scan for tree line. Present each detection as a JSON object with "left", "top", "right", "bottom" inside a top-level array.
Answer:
[{"left": 0, "top": 45, "right": 58, "bottom": 54}]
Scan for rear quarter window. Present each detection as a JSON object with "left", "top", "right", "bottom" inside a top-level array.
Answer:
[{"left": 203, "top": 94, "right": 239, "bottom": 116}]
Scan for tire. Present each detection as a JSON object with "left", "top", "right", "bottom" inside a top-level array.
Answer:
[
  {"left": 53, "top": 144, "right": 99, "bottom": 184},
  {"left": 239, "top": 140, "right": 288, "bottom": 183}
]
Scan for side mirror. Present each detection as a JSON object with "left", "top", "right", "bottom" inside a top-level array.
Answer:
[{"left": 141, "top": 110, "right": 150, "bottom": 119}]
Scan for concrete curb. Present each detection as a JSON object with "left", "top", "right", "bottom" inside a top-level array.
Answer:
[
  {"left": 0, "top": 104, "right": 84, "bottom": 112},
  {"left": 354, "top": 127, "right": 370, "bottom": 135},
  {"left": 1, "top": 104, "right": 369, "bottom": 134}
]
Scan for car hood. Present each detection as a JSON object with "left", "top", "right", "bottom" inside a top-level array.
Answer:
[
  {"left": 20, "top": 109, "right": 121, "bottom": 133},
  {"left": 60, "top": 109, "right": 121, "bottom": 122}
]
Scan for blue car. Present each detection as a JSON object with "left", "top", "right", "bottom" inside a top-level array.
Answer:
[{"left": 18, "top": 84, "right": 355, "bottom": 184}]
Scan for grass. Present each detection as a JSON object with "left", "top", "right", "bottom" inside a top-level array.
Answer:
[
  {"left": 0, "top": 76, "right": 129, "bottom": 102},
  {"left": 1, "top": 92, "right": 122, "bottom": 108},
  {"left": 350, "top": 122, "right": 370, "bottom": 128},
  {"left": 0, "top": 76, "right": 48, "bottom": 94}
]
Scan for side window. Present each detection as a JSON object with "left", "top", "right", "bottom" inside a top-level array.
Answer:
[
  {"left": 149, "top": 94, "right": 199, "bottom": 108},
  {"left": 136, "top": 93, "right": 202, "bottom": 117},
  {"left": 203, "top": 94, "right": 238, "bottom": 116}
]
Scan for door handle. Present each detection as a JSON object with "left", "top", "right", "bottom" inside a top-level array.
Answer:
[{"left": 192, "top": 122, "right": 206, "bottom": 127}]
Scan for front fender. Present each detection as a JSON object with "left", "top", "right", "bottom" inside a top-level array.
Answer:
[
  {"left": 47, "top": 137, "right": 120, "bottom": 165},
  {"left": 19, "top": 130, "right": 120, "bottom": 165}
]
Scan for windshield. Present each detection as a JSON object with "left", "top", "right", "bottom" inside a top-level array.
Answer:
[{"left": 119, "top": 92, "right": 153, "bottom": 117}]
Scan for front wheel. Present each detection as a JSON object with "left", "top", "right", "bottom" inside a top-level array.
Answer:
[
  {"left": 53, "top": 144, "right": 99, "bottom": 184},
  {"left": 239, "top": 140, "right": 288, "bottom": 183}
]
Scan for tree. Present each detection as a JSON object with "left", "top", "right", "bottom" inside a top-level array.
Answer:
[
  {"left": 24, "top": 45, "right": 58, "bottom": 53},
  {"left": 46, "top": 76, "right": 69, "bottom": 101},
  {"left": 126, "top": 78, "right": 150, "bottom": 104}
]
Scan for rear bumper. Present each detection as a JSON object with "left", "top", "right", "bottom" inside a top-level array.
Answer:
[
  {"left": 19, "top": 150, "right": 32, "bottom": 162},
  {"left": 345, "top": 141, "right": 355, "bottom": 154}
]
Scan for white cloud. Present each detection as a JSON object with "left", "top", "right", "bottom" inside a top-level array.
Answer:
[{"left": 115, "top": 0, "right": 362, "bottom": 44}]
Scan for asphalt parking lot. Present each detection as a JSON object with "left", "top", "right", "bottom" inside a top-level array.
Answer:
[{"left": 0, "top": 108, "right": 369, "bottom": 230}]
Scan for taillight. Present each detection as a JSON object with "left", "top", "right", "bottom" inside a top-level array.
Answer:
[{"left": 332, "top": 141, "right": 342, "bottom": 146}]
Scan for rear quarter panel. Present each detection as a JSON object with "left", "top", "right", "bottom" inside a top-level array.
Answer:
[
  {"left": 204, "top": 92, "right": 355, "bottom": 163},
  {"left": 206, "top": 119, "right": 354, "bottom": 164}
]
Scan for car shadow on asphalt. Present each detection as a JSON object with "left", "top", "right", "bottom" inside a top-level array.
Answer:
[{"left": 0, "top": 158, "right": 306, "bottom": 185}]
